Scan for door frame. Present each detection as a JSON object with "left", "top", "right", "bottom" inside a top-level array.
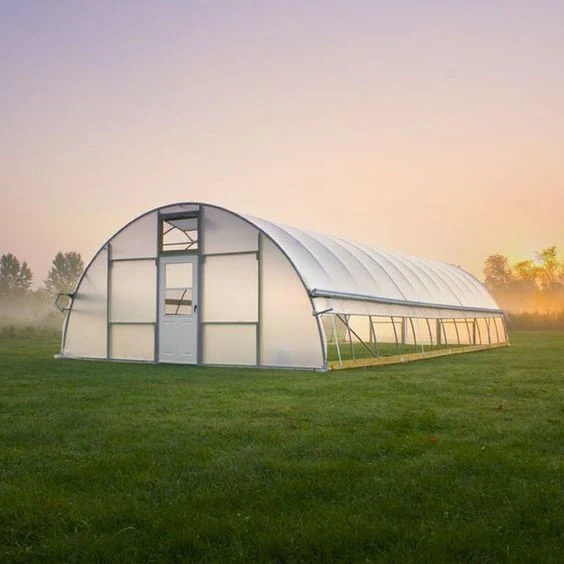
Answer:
[{"left": 157, "top": 254, "right": 200, "bottom": 364}]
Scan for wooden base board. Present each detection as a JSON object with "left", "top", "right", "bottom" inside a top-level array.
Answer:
[{"left": 327, "top": 343, "right": 510, "bottom": 370}]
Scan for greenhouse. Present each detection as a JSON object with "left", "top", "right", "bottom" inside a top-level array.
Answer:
[{"left": 58, "top": 203, "right": 508, "bottom": 370}]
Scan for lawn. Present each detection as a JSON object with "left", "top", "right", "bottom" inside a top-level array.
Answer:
[{"left": 0, "top": 328, "right": 563, "bottom": 562}]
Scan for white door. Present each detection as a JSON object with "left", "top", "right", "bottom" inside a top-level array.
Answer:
[{"left": 158, "top": 256, "right": 199, "bottom": 363}]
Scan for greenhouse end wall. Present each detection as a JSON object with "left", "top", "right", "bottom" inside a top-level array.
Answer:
[{"left": 61, "top": 204, "right": 325, "bottom": 369}]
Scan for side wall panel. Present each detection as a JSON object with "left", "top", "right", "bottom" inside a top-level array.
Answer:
[
  {"left": 63, "top": 249, "right": 108, "bottom": 358},
  {"left": 203, "top": 325, "right": 256, "bottom": 365},
  {"left": 201, "top": 207, "right": 260, "bottom": 365},
  {"left": 110, "top": 325, "right": 155, "bottom": 361},
  {"left": 202, "top": 254, "right": 258, "bottom": 323},
  {"left": 110, "top": 260, "right": 157, "bottom": 323},
  {"left": 202, "top": 206, "right": 259, "bottom": 255},
  {"left": 110, "top": 211, "right": 158, "bottom": 260},
  {"left": 260, "top": 236, "right": 323, "bottom": 369}
]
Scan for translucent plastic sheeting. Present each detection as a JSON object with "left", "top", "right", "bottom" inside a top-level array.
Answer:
[
  {"left": 110, "top": 324, "right": 155, "bottom": 361},
  {"left": 494, "top": 316, "right": 507, "bottom": 343},
  {"left": 348, "top": 315, "right": 371, "bottom": 342},
  {"left": 202, "top": 206, "right": 258, "bottom": 255},
  {"left": 110, "top": 260, "right": 156, "bottom": 323},
  {"left": 260, "top": 236, "right": 323, "bottom": 368},
  {"left": 246, "top": 215, "right": 500, "bottom": 311},
  {"left": 488, "top": 318, "right": 500, "bottom": 344},
  {"left": 159, "top": 204, "right": 200, "bottom": 214},
  {"left": 312, "top": 296, "right": 497, "bottom": 320},
  {"left": 440, "top": 320, "right": 461, "bottom": 345},
  {"left": 369, "top": 317, "right": 401, "bottom": 344},
  {"left": 203, "top": 324, "right": 256, "bottom": 365},
  {"left": 202, "top": 254, "right": 258, "bottom": 323},
  {"left": 402, "top": 318, "right": 434, "bottom": 346},
  {"left": 110, "top": 211, "right": 158, "bottom": 260},
  {"left": 455, "top": 320, "right": 473, "bottom": 345},
  {"left": 476, "top": 318, "right": 490, "bottom": 345},
  {"left": 63, "top": 249, "right": 108, "bottom": 358}
]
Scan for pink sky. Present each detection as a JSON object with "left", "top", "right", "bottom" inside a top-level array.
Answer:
[{"left": 2, "top": 1, "right": 563, "bottom": 287}]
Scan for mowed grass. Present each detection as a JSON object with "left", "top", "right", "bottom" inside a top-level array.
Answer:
[{"left": 0, "top": 329, "right": 563, "bottom": 562}]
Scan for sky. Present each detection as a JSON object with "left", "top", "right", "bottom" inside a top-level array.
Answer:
[{"left": 2, "top": 0, "right": 563, "bottom": 288}]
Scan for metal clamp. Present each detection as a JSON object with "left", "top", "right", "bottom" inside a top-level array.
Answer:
[{"left": 55, "top": 293, "right": 74, "bottom": 312}]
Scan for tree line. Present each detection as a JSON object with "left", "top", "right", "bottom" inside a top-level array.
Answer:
[
  {"left": 0, "top": 251, "right": 84, "bottom": 327},
  {"left": 483, "top": 245, "right": 564, "bottom": 314},
  {"left": 2, "top": 246, "right": 563, "bottom": 329}
]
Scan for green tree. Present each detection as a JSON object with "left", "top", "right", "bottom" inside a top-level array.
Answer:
[
  {"left": 44, "top": 251, "right": 84, "bottom": 296},
  {"left": 483, "top": 254, "right": 513, "bottom": 291},
  {"left": 0, "top": 253, "right": 33, "bottom": 296},
  {"left": 536, "top": 246, "right": 561, "bottom": 291},
  {"left": 513, "top": 259, "right": 540, "bottom": 292}
]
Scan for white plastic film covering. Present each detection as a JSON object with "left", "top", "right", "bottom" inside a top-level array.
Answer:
[
  {"left": 202, "top": 254, "right": 258, "bottom": 323},
  {"left": 488, "top": 318, "right": 500, "bottom": 344},
  {"left": 440, "top": 320, "right": 461, "bottom": 345},
  {"left": 159, "top": 203, "right": 200, "bottom": 214},
  {"left": 110, "top": 260, "right": 156, "bottom": 322},
  {"left": 260, "top": 236, "right": 323, "bottom": 368},
  {"left": 453, "top": 320, "right": 472, "bottom": 345},
  {"left": 63, "top": 249, "right": 108, "bottom": 358},
  {"left": 110, "top": 324, "right": 154, "bottom": 361},
  {"left": 203, "top": 324, "right": 256, "bottom": 365},
  {"left": 403, "top": 318, "right": 434, "bottom": 346},
  {"left": 476, "top": 318, "right": 490, "bottom": 345},
  {"left": 494, "top": 316, "right": 507, "bottom": 343},
  {"left": 314, "top": 296, "right": 491, "bottom": 320},
  {"left": 348, "top": 315, "right": 371, "bottom": 342},
  {"left": 427, "top": 319, "right": 438, "bottom": 345},
  {"left": 245, "top": 214, "right": 500, "bottom": 312},
  {"left": 370, "top": 317, "right": 400, "bottom": 344},
  {"left": 202, "top": 206, "right": 258, "bottom": 255},
  {"left": 110, "top": 211, "right": 158, "bottom": 260}
]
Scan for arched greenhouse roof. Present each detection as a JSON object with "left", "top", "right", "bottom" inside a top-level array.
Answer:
[{"left": 243, "top": 213, "right": 500, "bottom": 314}]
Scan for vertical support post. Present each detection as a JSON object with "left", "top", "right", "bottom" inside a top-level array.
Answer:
[
  {"left": 425, "top": 318, "right": 434, "bottom": 347},
  {"left": 154, "top": 256, "right": 160, "bottom": 362},
  {"left": 472, "top": 318, "right": 477, "bottom": 345},
  {"left": 331, "top": 314, "right": 342, "bottom": 367},
  {"left": 476, "top": 318, "right": 483, "bottom": 345},
  {"left": 409, "top": 317, "right": 419, "bottom": 351},
  {"left": 452, "top": 318, "right": 460, "bottom": 346},
  {"left": 493, "top": 316, "right": 500, "bottom": 344},
  {"left": 106, "top": 243, "right": 112, "bottom": 360},
  {"left": 391, "top": 317, "right": 400, "bottom": 354},
  {"left": 442, "top": 319, "right": 448, "bottom": 347},
  {"left": 256, "top": 234, "right": 262, "bottom": 367},
  {"left": 155, "top": 215, "right": 162, "bottom": 363},
  {"left": 463, "top": 318, "right": 472, "bottom": 346},
  {"left": 196, "top": 208, "right": 204, "bottom": 365},
  {"left": 347, "top": 315, "right": 355, "bottom": 360},
  {"left": 486, "top": 317, "right": 492, "bottom": 345},
  {"left": 369, "top": 315, "right": 379, "bottom": 356},
  {"left": 436, "top": 318, "right": 442, "bottom": 347}
]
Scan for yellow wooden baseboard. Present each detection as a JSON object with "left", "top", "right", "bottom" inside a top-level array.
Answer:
[{"left": 327, "top": 343, "right": 509, "bottom": 370}]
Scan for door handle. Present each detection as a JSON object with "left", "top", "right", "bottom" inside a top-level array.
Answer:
[{"left": 194, "top": 304, "right": 198, "bottom": 313}]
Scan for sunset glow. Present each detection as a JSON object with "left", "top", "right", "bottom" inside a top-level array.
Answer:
[{"left": 1, "top": 1, "right": 563, "bottom": 286}]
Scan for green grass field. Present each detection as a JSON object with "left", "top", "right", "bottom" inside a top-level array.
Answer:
[{"left": 1, "top": 328, "right": 563, "bottom": 562}]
